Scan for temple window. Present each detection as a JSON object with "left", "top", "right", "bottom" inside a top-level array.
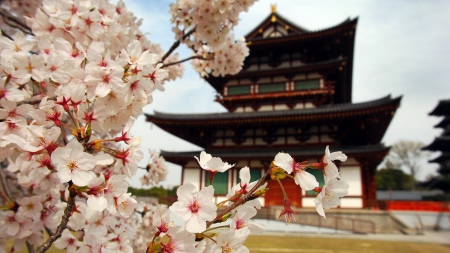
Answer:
[
  {"left": 205, "top": 171, "right": 229, "bottom": 195},
  {"left": 295, "top": 79, "right": 320, "bottom": 90},
  {"left": 259, "top": 83, "right": 286, "bottom": 93},
  {"left": 227, "top": 85, "right": 251, "bottom": 95},
  {"left": 306, "top": 169, "right": 325, "bottom": 196}
]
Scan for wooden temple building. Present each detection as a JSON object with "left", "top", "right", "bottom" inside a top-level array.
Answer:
[{"left": 146, "top": 8, "right": 401, "bottom": 209}]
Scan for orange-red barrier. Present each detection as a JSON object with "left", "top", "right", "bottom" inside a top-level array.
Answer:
[{"left": 382, "top": 201, "right": 449, "bottom": 212}]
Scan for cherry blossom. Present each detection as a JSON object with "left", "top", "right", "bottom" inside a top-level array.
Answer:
[
  {"left": 0, "top": 0, "right": 353, "bottom": 251},
  {"left": 314, "top": 146, "right": 348, "bottom": 180},
  {"left": 51, "top": 138, "right": 97, "bottom": 186},
  {"left": 314, "top": 177, "right": 350, "bottom": 218},
  {"left": 169, "top": 182, "right": 216, "bottom": 233},
  {"left": 194, "top": 151, "right": 234, "bottom": 173},
  {"left": 211, "top": 228, "right": 250, "bottom": 253},
  {"left": 274, "top": 152, "right": 319, "bottom": 191}
]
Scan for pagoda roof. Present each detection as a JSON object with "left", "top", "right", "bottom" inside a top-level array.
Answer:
[
  {"left": 435, "top": 116, "right": 450, "bottom": 128},
  {"left": 423, "top": 136, "right": 450, "bottom": 152},
  {"left": 245, "top": 11, "right": 310, "bottom": 39},
  {"left": 145, "top": 95, "right": 401, "bottom": 147},
  {"left": 159, "top": 144, "right": 389, "bottom": 167},
  {"left": 205, "top": 14, "right": 358, "bottom": 105},
  {"left": 430, "top": 152, "right": 450, "bottom": 163},
  {"left": 146, "top": 95, "right": 400, "bottom": 122},
  {"left": 245, "top": 14, "right": 357, "bottom": 48},
  {"left": 206, "top": 58, "right": 346, "bottom": 88},
  {"left": 429, "top": 99, "right": 450, "bottom": 116}
]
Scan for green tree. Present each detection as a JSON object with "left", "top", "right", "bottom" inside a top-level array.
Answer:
[{"left": 376, "top": 160, "right": 414, "bottom": 190}]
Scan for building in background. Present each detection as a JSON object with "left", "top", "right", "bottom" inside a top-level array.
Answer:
[
  {"left": 146, "top": 7, "right": 401, "bottom": 209},
  {"left": 423, "top": 99, "right": 450, "bottom": 193}
]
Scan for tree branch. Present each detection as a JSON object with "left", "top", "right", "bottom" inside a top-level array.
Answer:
[
  {"left": 0, "top": 8, "right": 33, "bottom": 35},
  {"left": 206, "top": 168, "right": 272, "bottom": 227},
  {"left": 161, "top": 55, "right": 209, "bottom": 68},
  {"left": 159, "top": 28, "right": 195, "bottom": 63},
  {"left": 36, "top": 185, "right": 77, "bottom": 253}
]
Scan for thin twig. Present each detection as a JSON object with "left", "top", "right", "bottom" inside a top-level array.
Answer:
[
  {"left": 206, "top": 168, "right": 272, "bottom": 227},
  {"left": 35, "top": 185, "right": 77, "bottom": 253},
  {"left": 159, "top": 28, "right": 196, "bottom": 63},
  {"left": 161, "top": 55, "right": 209, "bottom": 68}
]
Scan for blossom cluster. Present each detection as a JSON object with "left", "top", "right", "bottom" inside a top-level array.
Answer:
[
  {"left": 0, "top": 0, "right": 351, "bottom": 252},
  {"left": 0, "top": 0, "right": 257, "bottom": 252},
  {"left": 274, "top": 146, "right": 349, "bottom": 219},
  {"left": 153, "top": 147, "right": 349, "bottom": 252},
  {"left": 170, "top": 0, "right": 255, "bottom": 77},
  {"left": 140, "top": 150, "right": 169, "bottom": 186}
]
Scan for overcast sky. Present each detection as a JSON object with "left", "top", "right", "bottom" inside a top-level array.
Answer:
[{"left": 121, "top": 0, "right": 450, "bottom": 187}]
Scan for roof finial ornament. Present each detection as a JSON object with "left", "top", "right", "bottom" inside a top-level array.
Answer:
[{"left": 271, "top": 4, "right": 277, "bottom": 13}]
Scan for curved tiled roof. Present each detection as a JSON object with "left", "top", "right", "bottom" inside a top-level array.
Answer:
[
  {"left": 161, "top": 144, "right": 388, "bottom": 159},
  {"left": 145, "top": 95, "right": 401, "bottom": 123},
  {"left": 429, "top": 99, "right": 450, "bottom": 116},
  {"left": 245, "top": 13, "right": 357, "bottom": 45}
]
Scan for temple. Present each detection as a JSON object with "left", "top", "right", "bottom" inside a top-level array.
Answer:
[
  {"left": 423, "top": 99, "right": 450, "bottom": 192},
  {"left": 146, "top": 8, "right": 401, "bottom": 209}
]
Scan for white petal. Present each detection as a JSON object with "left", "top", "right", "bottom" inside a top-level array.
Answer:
[
  {"left": 295, "top": 171, "right": 319, "bottom": 191},
  {"left": 71, "top": 169, "right": 95, "bottom": 186},
  {"left": 273, "top": 152, "right": 293, "bottom": 174},
  {"left": 239, "top": 166, "right": 250, "bottom": 184}
]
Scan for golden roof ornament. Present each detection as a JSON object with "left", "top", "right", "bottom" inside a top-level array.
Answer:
[
  {"left": 271, "top": 4, "right": 277, "bottom": 22},
  {"left": 271, "top": 4, "right": 277, "bottom": 13}
]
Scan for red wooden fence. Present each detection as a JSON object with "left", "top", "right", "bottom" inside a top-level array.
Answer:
[{"left": 378, "top": 201, "right": 449, "bottom": 212}]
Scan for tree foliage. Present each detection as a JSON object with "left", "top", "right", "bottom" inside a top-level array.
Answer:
[
  {"left": 376, "top": 160, "right": 414, "bottom": 190},
  {"left": 383, "top": 140, "right": 430, "bottom": 189}
]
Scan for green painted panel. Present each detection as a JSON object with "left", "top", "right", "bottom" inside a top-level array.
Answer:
[
  {"left": 295, "top": 80, "right": 320, "bottom": 90},
  {"left": 228, "top": 86, "right": 250, "bottom": 95},
  {"left": 239, "top": 169, "right": 262, "bottom": 183},
  {"left": 306, "top": 169, "right": 325, "bottom": 196},
  {"left": 205, "top": 171, "right": 229, "bottom": 195},
  {"left": 259, "top": 83, "right": 285, "bottom": 93}
]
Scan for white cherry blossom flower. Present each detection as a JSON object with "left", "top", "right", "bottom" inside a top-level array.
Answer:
[
  {"left": 314, "top": 177, "right": 349, "bottom": 219},
  {"left": 17, "top": 196, "right": 44, "bottom": 218},
  {"left": 169, "top": 182, "right": 216, "bottom": 233},
  {"left": 117, "top": 193, "right": 137, "bottom": 218},
  {"left": 54, "top": 229, "right": 80, "bottom": 253},
  {"left": 51, "top": 138, "right": 97, "bottom": 186},
  {"left": 194, "top": 151, "right": 234, "bottom": 173},
  {"left": 274, "top": 152, "right": 319, "bottom": 191},
  {"left": 211, "top": 228, "right": 250, "bottom": 253},
  {"left": 322, "top": 146, "right": 347, "bottom": 180},
  {"left": 160, "top": 228, "right": 198, "bottom": 253}
]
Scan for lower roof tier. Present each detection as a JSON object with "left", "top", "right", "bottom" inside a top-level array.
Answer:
[
  {"left": 146, "top": 95, "right": 401, "bottom": 148},
  {"left": 160, "top": 144, "right": 389, "bottom": 168}
]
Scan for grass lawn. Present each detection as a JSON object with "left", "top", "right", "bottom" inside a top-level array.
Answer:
[
  {"left": 244, "top": 235, "right": 450, "bottom": 253},
  {"left": 8, "top": 234, "right": 450, "bottom": 253}
]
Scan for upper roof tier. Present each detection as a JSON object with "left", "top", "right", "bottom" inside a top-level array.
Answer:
[{"left": 205, "top": 11, "right": 358, "bottom": 108}]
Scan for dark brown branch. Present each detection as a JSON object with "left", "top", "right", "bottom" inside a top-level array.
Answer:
[
  {"left": 159, "top": 28, "right": 196, "bottom": 63},
  {"left": 206, "top": 168, "right": 272, "bottom": 227},
  {"left": 161, "top": 55, "right": 209, "bottom": 68},
  {"left": 0, "top": 8, "right": 33, "bottom": 35},
  {"left": 0, "top": 28, "right": 12, "bottom": 40},
  {"left": 36, "top": 185, "right": 77, "bottom": 253},
  {"left": 0, "top": 164, "right": 13, "bottom": 201}
]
